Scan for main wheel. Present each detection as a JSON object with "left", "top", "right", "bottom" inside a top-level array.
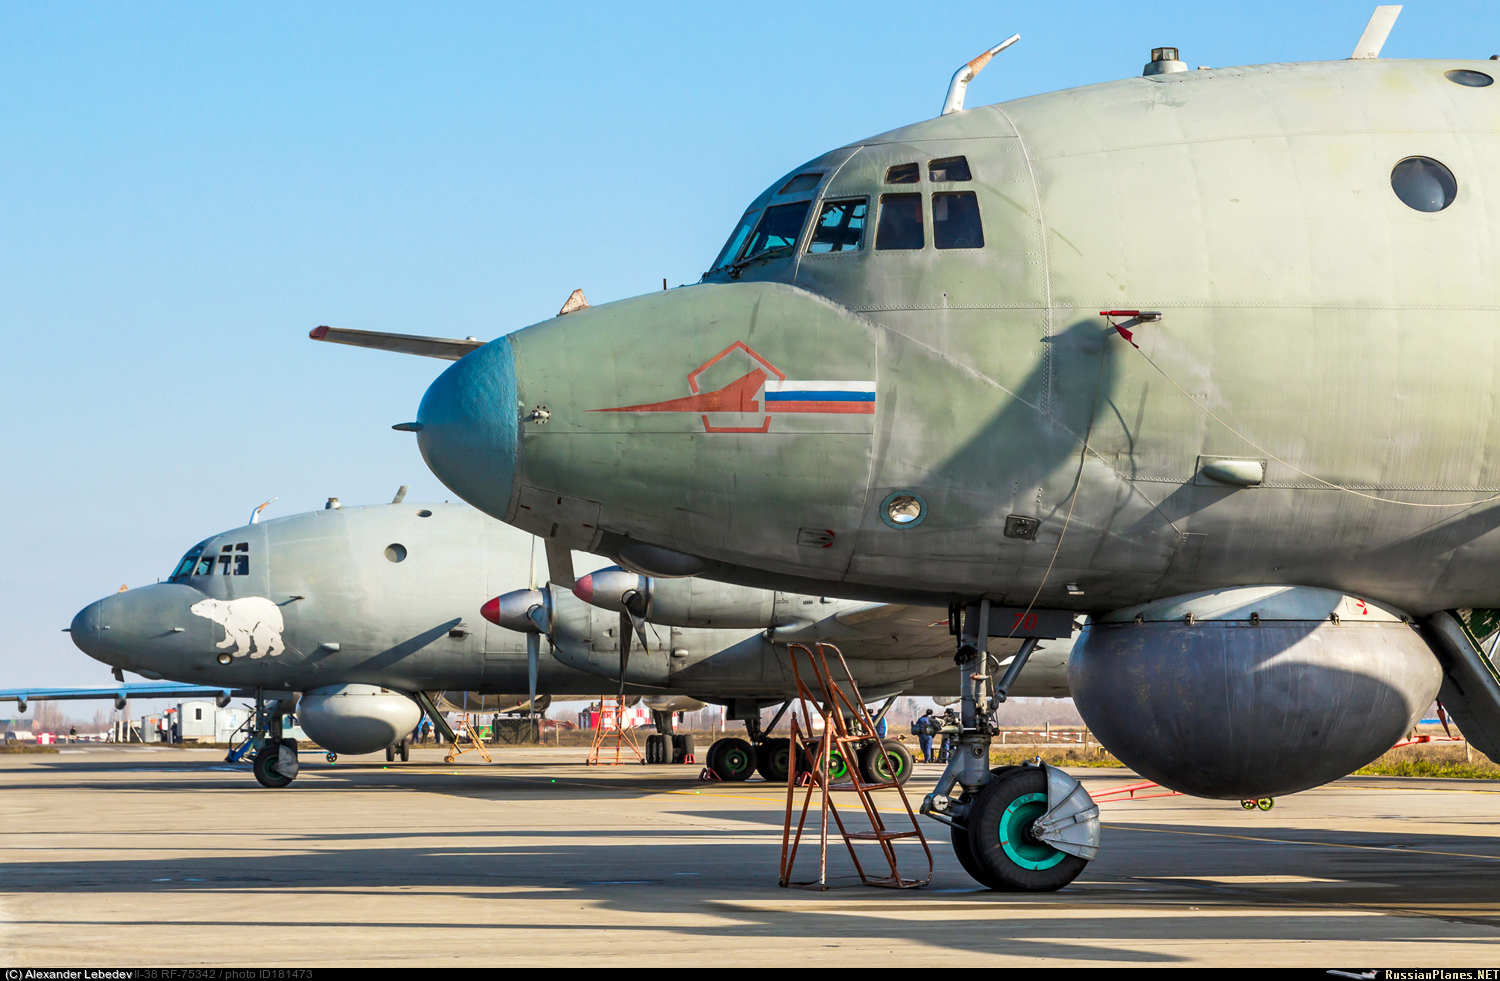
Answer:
[
  {"left": 399, "top": 740, "right": 410, "bottom": 762},
  {"left": 859, "top": 739, "right": 914, "bottom": 786},
  {"left": 648, "top": 734, "right": 668, "bottom": 764},
  {"left": 710, "top": 737, "right": 756, "bottom": 782},
  {"left": 965, "top": 767, "right": 1087, "bottom": 891},
  {"left": 252, "top": 741, "right": 294, "bottom": 789},
  {"left": 757, "top": 737, "right": 791, "bottom": 783},
  {"left": 672, "top": 734, "right": 694, "bottom": 764}
]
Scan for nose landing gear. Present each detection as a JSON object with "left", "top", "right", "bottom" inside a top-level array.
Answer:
[{"left": 921, "top": 600, "right": 1100, "bottom": 891}]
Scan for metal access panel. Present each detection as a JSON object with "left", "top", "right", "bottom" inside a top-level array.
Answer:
[{"left": 962, "top": 605, "right": 1076, "bottom": 640}]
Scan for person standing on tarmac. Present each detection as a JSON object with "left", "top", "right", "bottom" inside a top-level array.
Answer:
[
  {"left": 937, "top": 707, "right": 959, "bottom": 763},
  {"left": 912, "top": 709, "right": 937, "bottom": 763}
]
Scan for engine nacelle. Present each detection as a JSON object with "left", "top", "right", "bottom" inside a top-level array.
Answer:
[
  {"left": 1070, "top": 586, "right": 1442, "bottom": 799},
  {"left": 297, "top": 684, "right": 423, "bottom": 755},
  {"left": 573, "top": 565, "right": 837, "bottom": 629}
]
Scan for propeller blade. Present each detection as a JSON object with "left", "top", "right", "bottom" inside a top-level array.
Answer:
[
  {"left": 526, "top": 604, "right": 550, "bottom": 635},
  {"left": 527, "top": 631, "right": 540, "bottom": 723},
  {"left": 618, "top": 609, "right": 632, "bottom": 702},
  {"left": 622, "top": 589, "right": 650, "bottom": 652}
]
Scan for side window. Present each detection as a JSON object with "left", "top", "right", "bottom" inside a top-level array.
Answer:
[
  {"left": 876, "top": 194, "right": 924, "bottom": 250},
  {"left": 778, "top": 173, "right": 822, "bottom": 194},
  {"left": 195, "top": 556, "right": 215, "bottom": 576},
  {"left": 885, "top": 163, "right": 920, "bottom": 184},
  {"left": 741, "top": 201, "right": 812, "bottom": 261},
  {"left": 807, "top": 199, "right": 867, "bottom": 254},
  {"left": 933, "top": 191, "right": 984, "bottom": 249},
  {"left": 233, "top": 542, "right": 249, "bottom": 576},
  {"left": 928, "top": 156, "right": 972, "bottom": 182},
  {"left": 710, "top": 210, "right": 760, "bottom": 272}
]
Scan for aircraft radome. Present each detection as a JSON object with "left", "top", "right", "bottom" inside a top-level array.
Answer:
[
  {"left": 46, "top": 497, "right": 1063, "bottom": 789},
  {"left": 314, "top": 9, "right": 1500, "bottom": 891}
]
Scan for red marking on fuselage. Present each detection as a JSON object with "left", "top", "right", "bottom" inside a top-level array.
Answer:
[
  {"left": 769, "top": 401, "right": 876, "bottom": 415},
  {"left": 591, "top": 369, "right": 768, "bottom": 414}
]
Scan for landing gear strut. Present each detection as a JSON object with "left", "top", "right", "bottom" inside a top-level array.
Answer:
[
  {"left": 245, "top": 690, "right": 299, "bottom": 789},
  {"left": 921, "top": 600, "right": 1099, "bottom": 891}
]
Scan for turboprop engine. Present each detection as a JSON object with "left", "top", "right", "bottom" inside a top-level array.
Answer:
[
  {"left": 297, "top": 684, "right": 423, "bottom": 755},
  {"left": 572, "top": 566, "right": 829, "bottom": 629},
  {"left": 1070, "top": 586, "right": 1443, "bottom": 799}
]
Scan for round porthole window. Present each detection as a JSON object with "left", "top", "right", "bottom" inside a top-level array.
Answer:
[
  {"left": 1445, "top": 69, "right": 1493, "bottom": 87},
  {"left": 416, "top": 509, "right": 433, "bottom": 518},
  {"left": 1390, "top": 157, "right": 1457, "bottom": 213},
  {"left": 881, "top": 491, "right": 927, "bottom": 529},
  {"left": 385, "top": 543, "right": 407, "bottom": 563}
]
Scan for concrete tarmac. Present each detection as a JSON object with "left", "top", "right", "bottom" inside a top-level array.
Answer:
[{"left": 2, "top": 745, "right": 1499, "bottom": 967}]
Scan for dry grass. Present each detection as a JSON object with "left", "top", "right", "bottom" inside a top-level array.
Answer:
[
  {"left": 1355, "top": 742, "right": 1500, "bottom": 780},
  {"left": 990, "top": 746, "right": 1125, "bottom": 768},
  {"left": 0, "top": 744, "right": 60, "bottom": 754}
]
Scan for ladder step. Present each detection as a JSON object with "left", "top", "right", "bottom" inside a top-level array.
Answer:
[
  {"left": 845, "top": 830, "right": 922, "bottom": 841},
  {"left": 828, "top": 781, "right": 900, "bottom": 791}
]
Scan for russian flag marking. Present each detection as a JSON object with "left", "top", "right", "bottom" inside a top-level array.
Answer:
[{"left": 764, "top": 380, "right": 876, "bottom": 414}]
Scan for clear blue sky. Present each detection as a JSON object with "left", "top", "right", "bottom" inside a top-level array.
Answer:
[{"left": 3, "top": 1, "right": 1495, "bottom": 693}]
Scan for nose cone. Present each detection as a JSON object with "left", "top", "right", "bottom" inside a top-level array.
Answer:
[
  {"left": 69, "top": 600, "right": 106, "bottom": 661},
  {"left": 69, "top": 584, "right": 210, "bottom": 675},
  {"left": 572, "top": 567, "right": 645, "bottom": 614},
  {"left": 483, "top": 588, "right": 547, "bottom": 632},
  {"left": 416, "top": 339, "right": 519, "bottom": 521}
]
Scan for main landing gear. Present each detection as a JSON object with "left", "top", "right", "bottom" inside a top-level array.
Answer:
[
  {"left": 644, "top": 710, "right": 694, "bottom": 765},
  {"left": 921, "top": 600, "right": 1100, "bottom": 891},
  {"left": 702, "top": 701, "right": 915, "bottom": 785}
]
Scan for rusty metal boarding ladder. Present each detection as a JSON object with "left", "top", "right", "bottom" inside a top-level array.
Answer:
[
  {"left": 444, "top": 713, "right": 493, "bottom": 764},
  {"left": 779, "top": 642, "right": 932, "bottom": 889},
  {"left": 586, "top": 694, "right": 644, "bottom": 766}
]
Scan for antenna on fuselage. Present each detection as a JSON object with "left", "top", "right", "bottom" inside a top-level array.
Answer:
[
  {"left": 1351, "top": 5, "right": 1401, "bottom": 59},
  {"left": 391, "top": 485, "right": 409, "bottom": 504},
  {"left": 249, "top": 497, "right": 278, "bottom": 524},
  {"left": 940, "top": 34, "right": 1020, "bottom": 116}
]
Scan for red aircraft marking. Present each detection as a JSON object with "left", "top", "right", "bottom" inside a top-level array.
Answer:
[{"left": 590, "top": 369, "right": 768, "bottom": 414}]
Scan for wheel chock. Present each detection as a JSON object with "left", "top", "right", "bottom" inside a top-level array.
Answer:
[
  {"left": 681, "top": 753, "right": 695, "bottom": 765},
  {"left": 698, "top": 766, "right": 722, "bottom": 781}
]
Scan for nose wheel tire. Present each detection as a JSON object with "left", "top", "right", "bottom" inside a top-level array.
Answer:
[
  {"left": 963, "top": 767, "right": 1087, "bottom": 892},
  {"left": 707, "top": 737, "right": 756, "bottom": 781},
  {"left": 757, "top": 737, "right": 791, "bottom": 782},
  {"left": 385, "top": 745, "right": 395, "bottom": 762},
  {"left": 252, "top": 741, "right": 295, "bottom": 789},
  {"left": 399, "top": 741, "right": 409, "bottom": 762}
]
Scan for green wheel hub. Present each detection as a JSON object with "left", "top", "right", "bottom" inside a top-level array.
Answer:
[{"left": 998, "top": 792, "right": 1065, "bottom": 870}]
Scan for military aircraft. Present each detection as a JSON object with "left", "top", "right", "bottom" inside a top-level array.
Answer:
[
  {"left": 58, "top": 498, "right": 1067, "bottom": 789},
  {"left": 312, "top": 9, "right": 1500, "bottom": 890}
]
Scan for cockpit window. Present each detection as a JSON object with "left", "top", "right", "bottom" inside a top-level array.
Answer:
[
  {"left": 778, "top": 173, "right": 822, "bottom": 195},
  {"left": 195, "top": 556, "right": 215, "bottom": 576},
  {"left": 807, "top": 199, "right": 867, "bottom": 254},
  {"left": 169, "top": 544, "right": 206, "bottom": 583},
  {"left": 928, "top": 156, "right": 972, "bottom": 182},
  {"left": 740, "top": 201, "right": 812, "bottom": 262},
  {"left": 933, "top": 191, "right": 984, "bottom": 248},
  {"left": 876, "top": 194, "right": 924, "bottom": 250},
  {"left": 885, "top": 163, "right": 920, "bottom": 184},
  {"left": 709, "top": 210, "right": 760, "bottom": 273}
]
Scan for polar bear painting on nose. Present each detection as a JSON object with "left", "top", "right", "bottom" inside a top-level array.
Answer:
[{"left": 190, "top": 597, "right": 286, "bottom": 659}]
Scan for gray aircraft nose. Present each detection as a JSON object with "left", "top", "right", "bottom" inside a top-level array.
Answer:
[
  {"left": 415, "top": 339, "right": 518, "bottom": 522},
  {"left": 69, "top": 599, "right": 106, "bottom": 661},
  {"left": 69, "top": 584, "right": 211, "bottom": 674}
]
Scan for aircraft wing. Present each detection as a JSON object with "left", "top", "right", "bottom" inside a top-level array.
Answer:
[
  {"left": 0, "top": 683, "right": 250, "bottom": 704},
  {"left": 770, "top": 603, "right": 962, "bottom": 660},
  {"left": 309, "top": 325, "right": 485, "bottom": 361}
]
